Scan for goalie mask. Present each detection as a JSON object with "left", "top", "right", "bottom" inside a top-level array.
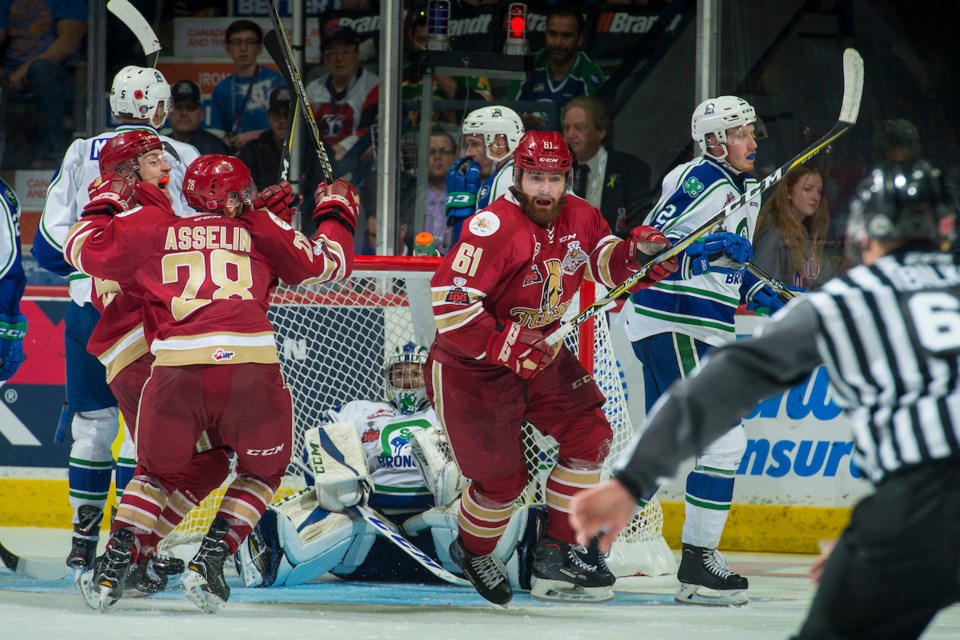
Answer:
[
  {"left": 845, "top": 161, "right": 956, "bottom": 265},
  {"left": 691, "top": 95, "right": 767, "bottom": 166},
  {"left": 110, "top": 65, "right": 172, "bottom": 128},
  {"left": 386, "top": 342, "right": 429, "bottom": 415},
  {"left": 184, "top": 154, "right": 258, "bottom": 217}
]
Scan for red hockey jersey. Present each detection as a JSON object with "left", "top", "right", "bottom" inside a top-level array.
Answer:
[
  {"left": 431, "top": 191, "right": 638, "bottom": 360},
  {"left": 65, "top": 188, "right": 354, "bottom": 367}
]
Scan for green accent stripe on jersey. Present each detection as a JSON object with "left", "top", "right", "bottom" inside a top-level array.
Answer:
[
  {"left": 632, "top": 307, "right": 736, "bottom": 333},
  {"left": 373, "top": 484, "right": 431, "bottom": 495},
  {"left": 685, "top": 495, "right": 732, "bottom": 511}
]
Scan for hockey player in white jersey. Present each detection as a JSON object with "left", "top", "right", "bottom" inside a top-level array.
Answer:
[
  {"left": 445, "top": 106, "right": 524, "bottom": 244},
  {"left": 620, "top": 96, "right": 785, "bottom": 605},
  {"left": 236, "top": 342, "right": 538, "bottom": 588},
  {"left": 31, "top": 65, "right": 200, "bottom": 574}
]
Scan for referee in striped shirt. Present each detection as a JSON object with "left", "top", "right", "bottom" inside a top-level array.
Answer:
[{"left": 570, "top": 160, "right": 960, "bottom": 639}]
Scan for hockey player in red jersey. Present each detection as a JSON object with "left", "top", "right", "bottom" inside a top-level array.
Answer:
[
  {"left": 64, "top": 153, "right": 358, "bottom": 613},
  {"left": 426, "top": 130, "right": 678, "bottom": 604}
]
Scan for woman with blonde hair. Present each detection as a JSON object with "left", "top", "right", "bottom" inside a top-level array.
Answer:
[{"left": 754, "top": 163, "right": 831, "bottom": 290}]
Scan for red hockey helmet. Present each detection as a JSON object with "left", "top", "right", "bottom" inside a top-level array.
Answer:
[
  {"left": 183, "top": 154, "right": 257, "bottom": 215},
  {"left": 513, "top": 130, "right": 573, "bottom": 185},
  {"left": 98, "top": 130, "right": 163, "bottom": 177}
]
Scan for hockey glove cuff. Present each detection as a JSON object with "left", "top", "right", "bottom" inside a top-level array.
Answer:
[
  {"left": 312, "top": 178, "right": 360, "bottom": 235},
  {"left": 257, "top": 181, "right": 302, "bottom": 224},
  {"left": 627, "top": 226, "right": 678, "bottom": 289},
  {"left": 0, "top": 313, "right": 27, "bottom": 381},
  {"left": 685, "top": 232, "right": 753, "bottom": 276},
  {"left": 485, "top": 321, "right": 559, "bottom": 380},
  {"left": 445, "top": 158, "right": 481, "bottom": 219}
]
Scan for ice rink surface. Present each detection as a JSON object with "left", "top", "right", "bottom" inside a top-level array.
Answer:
[{"left": 3, "top": 526, "right": 960, "bottom": 640}]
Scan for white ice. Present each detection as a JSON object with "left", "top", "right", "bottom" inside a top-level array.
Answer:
[{"left": 3, "top": 526, "right": 959, "bottom": 640}]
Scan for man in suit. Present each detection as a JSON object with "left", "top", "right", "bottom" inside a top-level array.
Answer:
[{"left": 562, "top": 96, "right": 653, "bottom": 237}]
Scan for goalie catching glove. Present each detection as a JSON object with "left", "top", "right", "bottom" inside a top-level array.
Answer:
[
  {"left": 257, "top": 181, "right": 302, "bottom": 224},
  {"left": 82, "top": 174, "right": 139, "bottom": 217},
  {"left": 626, "top": 226, "right": 678, "bottom": 289},
  {"left": 486, "top": 321, "right": 559, "bottom": 380},
  {"left": 312, "top": 178, "right": 360, "bottom": 235}
]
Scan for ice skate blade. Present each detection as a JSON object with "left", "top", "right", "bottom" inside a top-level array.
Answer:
[
  {"left": 530, "top": 577, "right": 614, "bottom": 602},
  {"left": 182, "top": 571, "right": 226, "bottom": 614},
  {"left": 675, "top": 582, "right": 748, "bottom": 606},
  {"left": 78, "top": 569, "right": 101, "bottom": 610}
]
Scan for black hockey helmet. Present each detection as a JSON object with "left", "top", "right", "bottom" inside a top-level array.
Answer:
[{"left": 846, "top": 161, "right": 956, "bottom": 262}]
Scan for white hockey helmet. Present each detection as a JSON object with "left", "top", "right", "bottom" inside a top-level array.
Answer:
[
  {"left": 110, "top": 65, "right": 172, "bottom": 128},
  {"left": 460, "top": 105, "right": 525, "bottom": 162},
  {"left": 690, "top": 95, "right": 765, "bottom": 156},
  {"left": 386, "top": 342, "right": 429, "bottom": 415}
]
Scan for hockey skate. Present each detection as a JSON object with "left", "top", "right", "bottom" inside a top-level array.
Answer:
[
  {"left": 124, "top": 551, "right": 185, "bottom": 596},
  {"left": 675, "top": 544, "right": 749, "bottom": 606},
  {"left": 67, "top": 505, "right": 103, "bottom": 576},
  {"left": 78, "top": 527, "right": 134, "bottom": 611},
  {"left": 183, "top": 518, "right": 232, "bottom": 613},
  {"left": 530, "top": 536, "right": 616, "bottom": 602},
  {"left": 450, "top": 538, "right": 512, "bottom": 606}
]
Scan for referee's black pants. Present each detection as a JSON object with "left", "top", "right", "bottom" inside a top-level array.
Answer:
[{"left": 793, "top": 462, "right": 960, "bottom": 639}]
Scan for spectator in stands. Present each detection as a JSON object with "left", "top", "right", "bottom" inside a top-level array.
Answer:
[
  {"left": 238, "top": 86, "right": 291, "bottom": 192},
  {"left": 874, "top": 118, "right": 920, "bottom": 162},
  {"left": 562, "top": 96, "right": 652, "bottom": 238},
  {"left": 424, "top": 129, "right": 457, "bottom": 254},
  {"left": 401, "top": 14, "right": 492, "bottom": 127},
  {"left": 209, "top": 19, "right": 285, "bottom": 152},
  {"left": 360, "top": 212, "right": 378, "bottom": 256},
  {"left": 0, "top": 0, "right": 87, "bottom": 168},
  {"left": 306, "top": 25, "right": 378, "bottom": 174},
  {"left": 507, "top": 5, "right": 605, "bottom": 129},
  {"left": 166, "top": 80, "right": 230, "bottom": 156}
]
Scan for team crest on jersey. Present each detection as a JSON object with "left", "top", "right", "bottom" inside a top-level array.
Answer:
[
  {"left": 361, "top": 427, "right": 380, "bottom": 443},
  {"left": 682, "top": 177, "right": 704, "bottom": 197},
  {"left": 510, "top": 259, "right": 571, "bottom": 328},
  {"left": 561, "top": 241, "right": 588, "bottom": 275},
  {"left": 468, "top": 211, "right": 500, "bottom": 236},
  {"left": 523, "top": 264, "right": 543, "bottom": 286},
  {"left": 4, "top": 186, "right": 17, "bottom": 207},
  {"left": 445, "top": 277, "right": 470, "bottom": 305},
  {"left": 724, "top": 192, "right": 736, "bottom": 206},
  {"left": 211, "top": 347, "right": 235, "bottom": 362}
]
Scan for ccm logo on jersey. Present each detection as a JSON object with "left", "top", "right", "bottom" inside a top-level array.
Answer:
[{"left": 246, "top": 444, "right": 285, "bottom": 456}]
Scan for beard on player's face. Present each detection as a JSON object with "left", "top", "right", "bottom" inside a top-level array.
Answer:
[{"left": 514, "top": 188, "right": 565, "bottom": 227}]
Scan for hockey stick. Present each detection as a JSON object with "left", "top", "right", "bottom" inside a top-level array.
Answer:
[
  {"left": 0, "top": 538, "right": 71, "bottom": 580},
  {"left": 107, "top": 0, "right": 162, "bottom": 67},
  {"left": 263, "top": 1, "right": 335, "bottom": 183},
  {"left": 278, "top": 98, "right": 299, "bottom": 183},
  {"left": 545, "top": 47, "right": 864, "bottom": 348},
  {"left": 746, "top": 262, "right": 798, "bottom": 302}
]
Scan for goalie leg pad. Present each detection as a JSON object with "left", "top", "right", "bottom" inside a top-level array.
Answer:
[
  {"left": 304, "top": 422, "right": 371, "bottom": 512},
  {"left": 409, "top": 426, "right": 467, "bottom": 507}
]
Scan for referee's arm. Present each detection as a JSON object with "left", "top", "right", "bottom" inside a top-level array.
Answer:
[{"left": 614, "top": 300, "right": 826, "bottom": 502}]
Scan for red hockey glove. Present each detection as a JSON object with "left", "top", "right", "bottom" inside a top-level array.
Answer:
[
  {"left": 627, "top": 225, "right": 678, "bottom": 289},
  {"left": 256, "top": 181, "right": 302, "bottom": 224},
  {"left": 82, "top": 174, "right": 138, "bottom": 217},
  {"left": 312, "top": 178, "right": 360, "bottom": 235},
  {"left": 485, "top": 321, "right": 559, "bottom": 379}
]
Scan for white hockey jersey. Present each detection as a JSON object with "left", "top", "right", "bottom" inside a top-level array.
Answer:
[
  {"left": 34, "top": 124, "right": 199, "bottom": 306},
  {"left": 325, "top": 400, "right": 440, "bottom": 511},
  {"left": 621, "top": 155, "right": 761, "bottom": 346}
]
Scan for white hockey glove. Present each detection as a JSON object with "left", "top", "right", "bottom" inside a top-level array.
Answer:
[{"left": 304, "top": 422, "right": 372, "bottom": 512}]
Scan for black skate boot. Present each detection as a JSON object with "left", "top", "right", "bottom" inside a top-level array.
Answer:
[
  {"left": 79, "top": 528, "right": 135, "bottom": 611},
  {"left": 124, "top": 551, "right": 185, "bottom": 595},
  {"left": 530, "top": 536, "right": 616, "bottom": 602},
  {"left": 183, "top": 517, "right": 232, "bottom": 613},
  {"left": 449, "top": 538, "right": 512, "bottom": 606},
  {"left": 66, "top": 505, "right": 103, "bottom": 575},
  {"left": 675, "top": 544, "right": 749, "bottom": 606}
]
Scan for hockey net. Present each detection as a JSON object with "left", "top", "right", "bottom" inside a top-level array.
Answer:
[{"left": 160, "top": 256, "right": 675, "bottom": 579}]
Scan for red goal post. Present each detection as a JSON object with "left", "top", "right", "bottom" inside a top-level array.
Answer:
[{"left": 162, "top": 256, "right": 674, "bottom": 579}]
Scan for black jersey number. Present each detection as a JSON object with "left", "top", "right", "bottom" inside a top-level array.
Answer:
[{"left": 907, "top": 291, "right": 960, "bottom": 355}]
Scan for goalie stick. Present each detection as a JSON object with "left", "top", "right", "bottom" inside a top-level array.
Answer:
[
  {"left": 263, "top": 1, "right": 335, "bottom": 183},
  {"left": 0, "top": 538, "right": 71, "bottom": 580},
  {"left": 290, "top": 460, "right": 469, "bottom": 587},
  {"left": 106, "top": 0, "right": 162, "bottom": 67},
  {"left": 545, "top": 47, "right": 864, "bottom": 348}
]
